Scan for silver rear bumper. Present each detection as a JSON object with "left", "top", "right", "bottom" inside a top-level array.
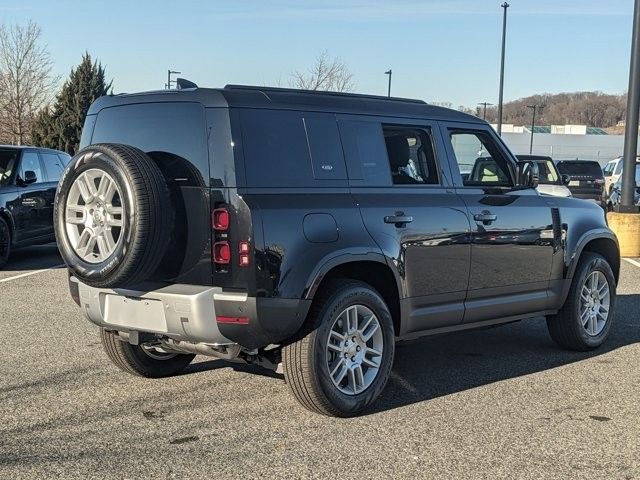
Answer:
[{"left": 72, "top": 277, "right": 235, "bottom": 346}]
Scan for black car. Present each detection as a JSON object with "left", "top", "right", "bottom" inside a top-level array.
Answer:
[
  {"left": 54, "top": 85, "right": 619, "bottom": 417},
  {"left": 555, "top": 160, "right": 605, "bottom": 203},
  {"left": 0, "top": 146, "right": 71, "bottom": 267},
  {"left": 606, "top": 163, "right": 640, "bottom": 210}
]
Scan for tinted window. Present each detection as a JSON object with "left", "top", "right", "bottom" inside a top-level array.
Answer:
[
  {"left": 448, "top": 131, "right": 512, "bottom": 187},
  {"left": 240, "top": 110, "right": 347, "bottom": 187},
  {"left": 557, "top": 161, "right": 602, "bottom": 176},
  {"left": 40, "top": 152, "right": 66, "bottom": 182},
  {"left": 382, "top": 126, "right": 438, "bottom": 185},
  {"left": 19, "top": 151, "right": 43, "bottom": 184},
  {"left": 339, "top": 119, "right": 391, "bottom": 186},
  {"left": 92, "top": 103, "right": 208, "bottom": 185},
  {"left": 0, "top": 149, "right": 19, "bottom": 186}
]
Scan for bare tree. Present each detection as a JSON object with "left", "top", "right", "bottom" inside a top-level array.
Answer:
[
  {"left": 291, "top": 51, "right": 355, "bottom": 92},
  {"left": 0, "top": 21, "right": 56, "bottom": 145}
]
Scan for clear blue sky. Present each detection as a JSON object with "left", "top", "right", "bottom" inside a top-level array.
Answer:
[{"left": 0, "top": 0, "right": 634, "bottom": 106}]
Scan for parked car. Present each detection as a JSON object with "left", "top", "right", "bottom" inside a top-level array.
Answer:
[
  {"left": 602, "top": 156, "right": 640, "bottom": 198},
  {"left": 555, "top": 160, "right": 605, "bottom": 203},
  {"left": 516, "top": 155, "right": 572, "bottom": 197},
  {"left": 606, "top": 163, "right": 640, "bottom": 210},
  {"left": 0, "top": 145, "right": 71, "bottom": 267},
  {"left": 54, "top": 85, "right": 620, "bottom": 417}
]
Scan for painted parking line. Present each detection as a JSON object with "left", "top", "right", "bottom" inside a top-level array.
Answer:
[
  {"left": 623, "top": 258, "right": 640, "bottom": 268},
  {"left": 0, "top": 264, "right": 66, "bottom": 284}
]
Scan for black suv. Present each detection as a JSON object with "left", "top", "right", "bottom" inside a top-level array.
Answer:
[
  {"left": 54, "top": 85, "right": 620, "bottom": 416},
  {"left": 556, "top": 160, "right": 605, "bottom": 203},
  {"left": 0, "top": 146, "right": 71, "bottom": 267}
]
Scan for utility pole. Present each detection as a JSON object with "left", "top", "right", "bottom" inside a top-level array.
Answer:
[
  {"left": 478, "top": 102, "right": 493, "bottom": 120},
  {"left": 166, "top": 69, "right": 181, "bottom": 90},
  {"left": 620, "top": 0, "right": 640, "bottom": 212},
  {"left": 385, "top": 69, "right": 392, "bottom": 97},
  {"left": 526, "top": 105, "right": 542, "bottom": 154},
  {"left": 497, "top": 2, "right": 509, "bottom": 135}
]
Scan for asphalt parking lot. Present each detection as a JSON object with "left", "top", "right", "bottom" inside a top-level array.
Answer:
[{"left": 0, "top": 245, "right": 639, "bottom": 479}]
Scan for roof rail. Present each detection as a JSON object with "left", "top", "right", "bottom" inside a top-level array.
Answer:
[{"left": 223, "top": 84, "right": 426, "bottom": 104}]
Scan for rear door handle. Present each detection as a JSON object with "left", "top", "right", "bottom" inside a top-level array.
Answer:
[
  {"left": 473, "top": 211, "right": 498, "bottom": 224},
  {"left": 384, "top": 213, "right": 413, "bottom": 227}
]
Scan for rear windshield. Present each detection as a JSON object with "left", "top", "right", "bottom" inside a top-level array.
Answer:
[
  {"left": 0, "top": 149, "right": 18, "bottom": 186},
  {"left": 557, "top": 161, "right": 602, "bottom": 176}
]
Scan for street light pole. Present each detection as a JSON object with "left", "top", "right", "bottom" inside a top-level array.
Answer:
[
  {"left": 477, "top": 102, "right": 494, "bottom": 120},
  {"left": 167, "top": 69, "right": 181, "bottom": 90},
  {"left": 385, "top": 69, "right": 392, "bottom": 97},
  {"left": 526, "top": 105, "right": 542, "bottom": 154},
  {"left": 497, "top": 2, "right": 509, "bottom": 136},
  {"left": 620, "top": 0, "right": 640, "bottom": 211}
]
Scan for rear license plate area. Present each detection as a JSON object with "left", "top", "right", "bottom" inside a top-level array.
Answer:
[{"left": 104, "top": 295, "right": 168, "bottom": 332}]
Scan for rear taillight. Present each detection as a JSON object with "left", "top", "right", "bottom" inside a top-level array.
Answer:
[
  {"left": 213, "top": 241, "right": 231, "bottom": 264},
  {"left": 212, "top": 208, "right": 230, "bottom": 231},
  {"left": 239, "top": 241, "right": 250, "bottom": 267}
]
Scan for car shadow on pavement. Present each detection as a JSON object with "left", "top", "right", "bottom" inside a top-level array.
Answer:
[
  {"left": 2, "top": 243, "right": 63, "bottom": 272},
  {"left": 369, "top": 293, "right": 640, "bottom": 415}
]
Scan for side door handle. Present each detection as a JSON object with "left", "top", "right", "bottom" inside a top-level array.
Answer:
[
  {"left": 384, "top": 212, "right": 413, "bottom": 227},
  {"left": 473, "top": 211, "right": 498, "bottom": 224}
]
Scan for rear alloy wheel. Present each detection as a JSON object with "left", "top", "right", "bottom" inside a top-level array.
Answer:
[
  {"left": 100, "top": 329, "right": 195, "bottom": 378},
  {"left": 0, "top": 216, "right": 10, "bottom": 268},
  {"left": 283, "top": 280, "right": 395, "bottom": 417},
  {"left": 547, "top": 252, "right": 616, "bottom": 351}
]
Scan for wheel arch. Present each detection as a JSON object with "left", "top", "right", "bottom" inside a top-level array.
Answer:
[
  {"left": 568, "top": 232, "right": 620, "bottom": 284},
  {"left": 304, "top": 254, "right": 402, "bottom": 336},
  {"left": 0, "top": 208, "right": 14, "bottom": 245}
]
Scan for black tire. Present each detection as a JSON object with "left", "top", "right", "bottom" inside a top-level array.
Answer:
[
  {"left": 282, "top": 280, "right": 395, "bottom": 417},
  {"left": 0, "top": 216, "right": 10, "bottom": 269},
  {"left": 546, "top": 252, "right": 616, "bottom": 351},
  {"left": 100, "top": 329, "right": 195, "bottom": 378},
  {"left": 54, "top": 143, "right": 173, "bottom": 288}
]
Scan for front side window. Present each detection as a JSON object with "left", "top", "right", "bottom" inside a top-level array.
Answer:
[
  {"left": 615, "top": 159, "right": 623, "bottom": 175},
  {"left": 537, "top": 160, "right": 560, "bottom": 185},
  {"left": 448, "top": 131, "right": 513, "bottom": 187},
  {"left": 383, "top": 126, "right": 438, "bottom": 185},
  {"left": 18, "top": 151, "right": 43, "bottom": 184}
]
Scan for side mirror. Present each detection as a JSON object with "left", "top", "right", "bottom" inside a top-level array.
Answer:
[
  {"left": 23, "top": 170, "right": 37, "bottom": 185},
  {"left": 561, "top": 174, "right": 571, "bottom": 186},
  {"left": 517, "top": 161, "right": 539, "bottom": 189}
]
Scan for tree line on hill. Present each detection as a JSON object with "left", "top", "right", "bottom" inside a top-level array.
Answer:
[{"left": 478, "top": 92, "right": 627, "bottom": 128}]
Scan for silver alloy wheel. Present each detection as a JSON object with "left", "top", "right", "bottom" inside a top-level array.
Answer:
[
  {"left": 65, "top": 168, "right": 125, "bottom": 263},
  {"left": 579, "top": 270, "right": 610, "bottom": 336},
  {"left": 326, "top": 304, "right": 384, "bottom": 395},
  {"left": 140, "top": 345, "right": 178, "bottom": 361}
]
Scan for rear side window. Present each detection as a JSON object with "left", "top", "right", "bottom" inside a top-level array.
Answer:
[
  {"left": 338, "top": 120, "right": 391, "bottom": 186},
  {"left": 240, "top": 110, "right": 347, "bottom": 187},
  {"left": 382, "top": 125, "right": 438, "bottom": 185},
  {"left": 40, "top": 152, "right": 66, "bottom": 182}
]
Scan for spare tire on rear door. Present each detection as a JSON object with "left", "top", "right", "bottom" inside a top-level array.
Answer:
[{"left": 54, "top": 143, "right": 173, "bottom": 288}]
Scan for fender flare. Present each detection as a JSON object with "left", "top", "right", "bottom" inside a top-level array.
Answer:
[
  {"left": 565, "top": 229, "right": 619, "bottom": 280},
  {"left": 302, "top": 249, "right": 402, "bottom": 301},
  {"left": 0, "top": 208, "right": 15, "bottom": 245}
]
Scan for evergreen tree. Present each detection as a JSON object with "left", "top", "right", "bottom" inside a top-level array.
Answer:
[{"left": 32, "top": 53, "right": 112, "bottom": 154}]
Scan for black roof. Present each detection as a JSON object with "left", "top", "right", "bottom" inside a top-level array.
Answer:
[{"left": 87, "top": 84, "right": 484, "bottom": 124}]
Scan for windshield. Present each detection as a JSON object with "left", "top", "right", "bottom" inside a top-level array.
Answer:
[
  {"left": 0, "top": 149, "right": 18, "bottom": 186},
  {"left": 537, "top": 160, "right": 560, "bottom": 185}
]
